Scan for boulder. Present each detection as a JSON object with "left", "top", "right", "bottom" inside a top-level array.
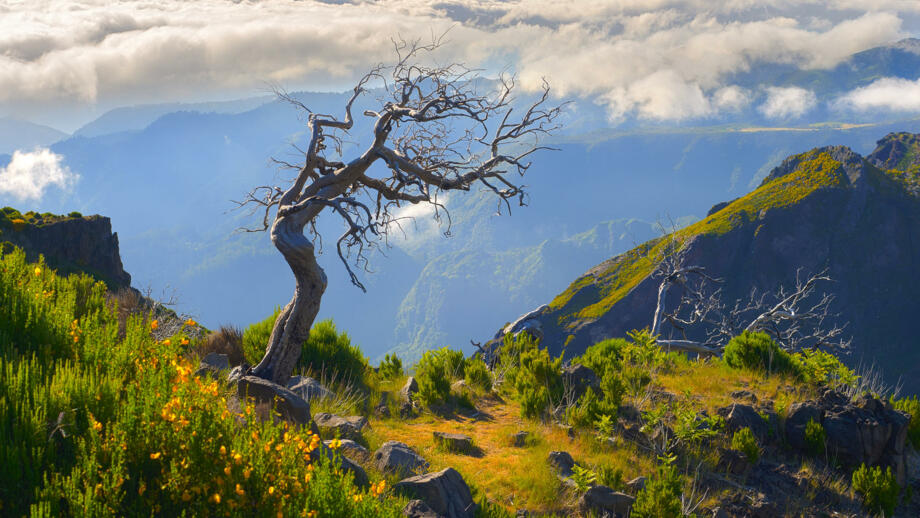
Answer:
[
  {"left": 547, "top": 451, "right": 576, "bottom": 478},
  {"left": 236, "top": 376, "right": 318, "bottom": 432},
  {"left": 313, "top": 413, "right": 367, "bottom": 441},
  {"left": 562, "top": 364, "right": 599, "bottom": 401},
  {"left": 401, "top": 377, "right": 419, "bottom": 401},
  {"left": 433, "top": 431, "right": 474, "bottom": 454},
  {"left": 784, "top": 401, "right": 824, "bottom": 452},
  {"left": 512, "top": 431, "right": 530, "bottom": 447},
  {"left": 625, "top": 476, "right": 646, "bottom": 493},
  {"left": 287, "top": 376, "right": 333, "bottom": 401},
  {"left": 403, "top": 499, "right": 439, "bottom": 518},
  {"left": 226, "top": 364, "right": 249, "bottom": 386},
  {"left": 717, "top": 403, "right": 768, "bottom": 440},
  {"left": 196, "top": 352, "right": 229, "bottom": 379},
  {"left": 576, "top": 485, "right": 635, "bottom": 518},
  {"left": 394, "top": 467, "right": 478, "bottom": 518},
  {"left": 374, "top": 441, "right": 429, "bottom": 477},
  {"left": 324, "top": 439, "right": 369, "bottom": 461}
]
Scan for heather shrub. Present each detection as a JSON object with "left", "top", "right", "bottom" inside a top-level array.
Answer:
[
  {"left": 852, "top": 464, "right": 899, "bottom": 517},
  {"left": 464, "top": 357, "right": 493, "bottom": 392},
  {"left": 891, "top": 395, "right": 920, "bottom": 449},
  {"left": 631, "top": 461, "right": 683, "bottom": 518},
  {"left": 414, "top": 347, "right": 463, "bottom": 407},
  {"left": 377, "top": 353, "right": 404, "bottom": 381},
  {"left": 723, "top": 331, "right": 798, "bottom": 376},
  {"left": 805, "top": 418, "right": 826, "bottom": 455},
  {"left": 732, "top": 427, "right": 760, "bottom": 464}
]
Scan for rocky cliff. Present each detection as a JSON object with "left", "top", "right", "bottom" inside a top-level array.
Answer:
[
  {"left": 0, "top": 209, "right": 131, "bottom": 289},
  {"left": 493, "top": 133, "right": 920, "bottom": 393}
]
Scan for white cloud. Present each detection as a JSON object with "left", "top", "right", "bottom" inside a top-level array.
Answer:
[
  {"left": 0, "top": 1, "right": 914, "bottom": 126},
  {"left": 387, "top": 195, "right": 450, "bottom": 245},
  {"left": 713, "top": 85, "right": 751, "bottom": 111},
  {"left": 836, "top": 77, "right": 920, "bottom": 112},
  {"left": 759, "top": 86, "right": 817, "bottom": 119},
  {"left": 0, "top": 148, "right": 78, "bottom": 201}
]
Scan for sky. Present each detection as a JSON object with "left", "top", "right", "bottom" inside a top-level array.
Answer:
[{"left": 2, "top": 0, "right": 920, "bottom": 133}]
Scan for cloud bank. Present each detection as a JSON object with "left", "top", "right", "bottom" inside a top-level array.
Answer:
[
  {"left": 0, "top": 1, "right": 918, "bottom": 125},
  {"left": 0, "top": 148, "right": 79, "bottom": 201},
  {"left": 836, "top": 77, "right": 920, "bottom": 112}
]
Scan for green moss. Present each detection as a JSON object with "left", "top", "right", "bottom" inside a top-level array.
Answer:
[{"left": 549, "top": 151, "right": 848, "bottom": 325}]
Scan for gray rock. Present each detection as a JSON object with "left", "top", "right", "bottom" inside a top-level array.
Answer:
[
  {"left": 399, "top": 400, "right": 416, "bottom": 419},
  {"left": 402, "top": 377, "right": 419, "bottom": 401},
  {"left": 227, "top": 364, "right": 249, "bottom": 386},
  {"left": 576, "top": 485, "right": 635, "bottom": 518},
  {"left": 625, "top": 476, "right": 646, "bottom": 493},
  {"left": 394, "top": 467, "right": 478, "bottom": 518},
  {"left": 196, "top": 352, "right": 229, "bottom": 379},
  {"left": 563, "top": 364, "right": 600, "bottom": 401},
  {"left": 547, "top": 451, "right": 575, "bottom": 478},
  {"left": 784, "top": 401, "right": 824, "bottom": 452},
  {"left": 287, "top": 376, "right": 333, "bottom": 401},
  {"left": 323, "top": 438, "right": 369, "bottom": 460},
  {"left": 433, "top": 431, "right": 474, "bottom": 454},
  {"left": 313, "top": 413, "right": 368, "bottom": 441},
  {"left": 236, "top": 375, "right": 318, "bottom": 432},
  {"left": 717, "top": 403, "right": 768, "bottom": 440},
  {"left": 403, "top": 499, "right": 439, "bottom": 518},
  {"left": 375, "top": 391, "right": 392, "bottom": 418},
  {"left": 512, "top": 431, "right": 530, "bottom": 447},
  {"left": 730, "top": 390, "right": 758, "bottom": 403},
  {"left": 374, "top": 441, "right": 429, "bottom": 477}
]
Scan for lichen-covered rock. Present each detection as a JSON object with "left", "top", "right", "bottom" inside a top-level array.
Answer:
[
  {"left": 547, "top": 451, "right": 575, "bottom": 478},
  {"left": 374, "top": 441, "right": 429, "bottom": 477},
  {"left": 236, "top": 376, "right": 317, "bottom": 432},
  {"left": 313, "top": 413, "right": 367, "bottom": 441},
  {"left": 403, "top": 499, "right": 439, "bottom": 518},
  {"left": 286, "top": 376, "right": 333, "bottom": 401},
  {"left": 195, "top": 352, "right": 229, "bottom": 379},
  {"left": 394, "top": 468, "right": 478, "bottom": 518},
  {"left": 401, "top": 377, "right": 419, "bottom": 401},
  {"left": 433, "top": 431, "right": 474, "bottom": 454},
  {"left": 323, "top": 439, "right": 369, "bottom": 461},
  {"left": 718, "top": 403, "right": 768, "bottom": 440}
]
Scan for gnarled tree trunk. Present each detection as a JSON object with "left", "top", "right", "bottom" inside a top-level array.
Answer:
[{"left": 250, "top": 215, "right": 327, "bottom": 386}]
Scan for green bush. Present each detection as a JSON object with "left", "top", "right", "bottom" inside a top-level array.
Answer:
[
  {"left": 792, "top": 347, "right": 857, "bottom": 388},
  {"left": 723, "top": 331, "right": 798, "bottom": 376},
  {"left": 631, "top": 461, "right": 683, "bottom": 518},
  {"left": 242, "top": 307, "right": 280, "bottom": 365},
  {"left": 891, "top": 395, "right": 920, "bottom": 449},
  {"left": 505, "top": 346, "right": 563, "bottom": 419},
  {"left": 805, "top": 418, "right": 826, "bottom": 456},
  {"left": 732, "top": 427, "right": 760, "bottom": 464},
  {"left": 566, "top": 387, "right": 618, "bottom": 429},
  {"left": 577, "top": 338, "right": 628, "bottom": 378},
  {"left": 852, "top": 464, "right": 899, "bottom": 517},
  {"left": 464, "top": 357, "right": 493, "bottom": 392},
  {"left": 300, "top": 319, "right": 369, "bottom": 382},
  {"left": 378, "top": 353, "right": 404, "bottom": 381},
  {"left": 414, "top": 347, "right": 459, "bottom": 407},
  {"left": 67, "top": 211, "right": 83, "bottom": 218}
]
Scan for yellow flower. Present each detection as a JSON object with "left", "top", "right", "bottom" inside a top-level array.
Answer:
[
  {"left": 219, "top": 445, "right": 227, "bottom": 456},
  {"left": 161, "top": 339, "right": 171, "bottom": 346},
  {"left": 181, "top": 491, "right": 191, "bottom": 502},
  {"left": 233, "top": 453, "right": 242, "bottom": 465},
  {"left": 243, "top": 467, "right": 252, "bottom": 480},
  {"left": 150, "top": 320, "right": 159, "bottom": 330},
  {"left": 224, "top": 466, "right": 231, "bottom": 476},
  {"left": 328, "top": 438, "right": 341, "bottom": 450},
  {"left": 234, "top": 484, "right": 245, "bottom": 496},
  {"left": 138, "top": 482, "right": 146, "bottom": 495},
  {"left": 33, "top": 267, "right": 41, "bottom": 276},
  {"left": 268, "top": 486, "right": 275, "bottom": 495},
  {"left": 185, "top": 318, "right": 197, "bottom": 326},
  {"left": 353, "top": 493, "right": 363, "bottom": 502},
  {"left": 307, "top": 511, "right": 317, "bottom": 518},
  {"left": 94, "top": 483, "right": 103, "bottom": 497},
  {"left": 181, "top": 337, "right": 190, "bottom": 345},
  {"left": 150, "top": 452, "right": 162, "bottom": 460},
  {"left": 211, "top": 493, "right": 221, "bottom": 504}
]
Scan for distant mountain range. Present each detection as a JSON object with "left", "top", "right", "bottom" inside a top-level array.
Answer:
[
  {"left": 499, "top": 133, "right": 920, "bottom": 393},
  {"left": 4, "top": 39, "right": 920, "bottom": 365}
]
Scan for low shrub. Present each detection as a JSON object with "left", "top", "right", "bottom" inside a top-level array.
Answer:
[
  {"left": 377, "top": 353, "right": 404, "bottom": 381},
  {"left": 852, "top": 464, "right": 899, "bottom": 517},
  {"left": 464, "top": 357, "right": 493, "bottom": 392},
  {"left": 891, "top": 395, "right": 920, "bottom": 449},
  {"left": 577, "top": 338, "right": 628, "bottom": 378},
  {"left": 242, "top": 307, "right": 279, "bottom": 365},
  {"left": 566, "top": 387, "right": 618, "bottom": 428},
  {"left": 68, "top": 211, "right": 83, "bottom": 218},
  {"left": 193, "top": 325, "right": 244, "bottom": 366},
  {"left": 505, "top": 346, "right": 563, "bottom": 419},
  {"left": 414, "top": 347, "right": 457, "bottom": 407},
  {"left": 805, "top": 418, "right": 826, "bottom": 456},
  {"left": 732, "top": 427, "right": 760, "bottom": 464},
  {"left": 792, "top": 347, "right": 857, "bottom": 388},
  {"left": 631, "top": 461, "right": 683, "bottom": 518},
  {"left": 723, "top": 331, "right": 798, "bottom": 376},
  {"left": 301, "top": 319, "right": 369, "bottom": 382}
]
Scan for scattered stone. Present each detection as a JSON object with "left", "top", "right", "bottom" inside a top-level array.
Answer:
[
  {"left": 512, "top": 431, "right": 530, "bottom": 447},
  {"left": 730, "top": 389, "right": 758, "bottom": 403},
  {"left": 324, "top": 439, "right": 369, "bottom": 461},
  {"left": 374, "top": 441, "right": 429, "bottom": 477},
  {"left": 236, "top": 376, "right": 317, "bottom": 432},
  {"left": 547, "top": 451, "right": 576, "bottom": 478},
  {"left": 375, "top": 391, "right": 392, "bottom": 418},
  {"left": 287, "top": 376, "right": 333, "bottom": 401},
  {"left": 313, "top": 413, "right": 367, "bottom": 441},
  {"left": 717, "top": 447, "right": 750, "bottom": 475},
  {"left": 401, "top": 377, "right": 419, "bottom": 401},
  {"left": 196, "top": 352, "right": 229, "bottom": 379},
  {"left": 339, "top": 455, "right": 370, "bottom": 488},
  {"left": 717, "top": 403, "right": 769, "bottom": 440},
  {"left": 394, "top": 467, "right": 478, "bottom": 518},
  {"left": 576, "top": 485, "right": 635, "bottom": 518},
  {"left": 403, "top": 499, "right": 439, "bottom": 518},
  {"left": 562, "top": 364, "right": 599, "bottom": 400},
  {"left": 625, "top": 476, "right": 646, "bottom": 493},
  {"left": 226, "top": 364, "right": 249, "bottom": 386},
  {"left": 433, "top": 431, "right": 475, "bottom": 454}
]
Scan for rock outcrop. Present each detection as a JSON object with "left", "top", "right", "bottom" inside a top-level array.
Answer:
[
  {"left": 394, "top": 468, "right": 478, "bottom": 518},
  {"left": 373, "top": 441, "right": 429, "bottom": 477}
]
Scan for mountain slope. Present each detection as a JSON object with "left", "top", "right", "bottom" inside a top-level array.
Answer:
[
  {"left": 0, "top": 117, "right": 67, "bottom": 154},
  {"left": 504, "top": 133, "right": 920, "bottom": 393}
]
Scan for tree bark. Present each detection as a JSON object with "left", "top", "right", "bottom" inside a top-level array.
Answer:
[{"left": 250, "top": 214, "right": 327, "bottom": 386}]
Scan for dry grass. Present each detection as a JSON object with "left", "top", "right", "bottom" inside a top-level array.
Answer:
[
  {"left": 365, "top": 395, "right": 655, "bottom": 514},
  {"left": 191, "top": 325, "right": 245, "bottom": 366}
]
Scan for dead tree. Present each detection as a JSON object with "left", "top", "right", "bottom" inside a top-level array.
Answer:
[
  {"left": 237, "top": 37, "right": 563, "bottom": 385},
  {"left": 650, "top": 234, "right": 849, "bottom": 355}
]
